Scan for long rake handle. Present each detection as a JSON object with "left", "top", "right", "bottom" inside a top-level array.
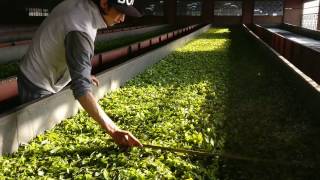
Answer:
[
  {"left": 142, "top": 144, "right": 215, "bottom": 157},
  {"left": 141, "top": 144, "right": 308, "bottom": 167}
]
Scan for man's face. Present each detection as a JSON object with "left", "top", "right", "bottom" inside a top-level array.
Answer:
[{"left": 100, "top": 0, "right": 126, "bottom": 26}]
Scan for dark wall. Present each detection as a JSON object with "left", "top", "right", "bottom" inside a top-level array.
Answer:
[
  {"left": 126, "top": 16, "right": 165, "bottom": 26},
  {"left": 0, "top": 0, "right": 27, "bottom": 24},
  {"left": 0, "top": 0, "right": 306, "bottom": 27},
  {"left": 213, "top": 17, "right": 242, "bottom": 26},
  {"left": 0, "top": 0, "right": 62, "bottom": 24},
  {"left": 0, "top": 0, "right": 160, "bottom": 26},
  {"left": 176, "top": 16, "right": 203, "bottom": 25}
]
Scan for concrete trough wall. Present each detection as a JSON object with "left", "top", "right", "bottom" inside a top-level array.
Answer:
[
  {"left": 0, "top": 24, "right": 211, "bottom": 155},
  {"left": 92, "top": 24, "right": 199, "bottom": 70},
  {"left": 243, "top": 24, "right": 320, "bottom": 119},
  {"left": 0, "top": 32, "right": 34, "bottom": 44},
  {"left": 96, "top": 25, "right": 169, "bottom": 42},
  {"left": 0, "top": 45, "right": 29, "bottom": 64},
  {"left": 0, "top": 25, "right": 37, "bottom": 33},
  {"left": 0, "top": 25, "right": 169, "bottom": 64},
  {"left": 281, "top": 23, "right": 320, "bottom": 41},
  {"left": 251, "top": 24, "right": 320, "bottom": 85},
  {"left": 0, "top": 25, "right": 38, "bottom": 43}
]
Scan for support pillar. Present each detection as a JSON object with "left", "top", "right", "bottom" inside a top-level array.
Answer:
[
  {"left": 283, "top": 0, "right": 303, "bottom": 26},
  {"left": 242, "top": 0, "right": 254, "bottom": 24},
  {"left": 164, "top": 0, "right": 177, "bottom": 25},
  {"left": 202, "top": 0, "right": 214, "bottom": 23}
]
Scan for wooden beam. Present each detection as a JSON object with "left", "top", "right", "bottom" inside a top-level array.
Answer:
[
  {"left": 164, "top": 0, "right": 176, "bottom": 24},
  {"left": 202, "top": 0, "right": 214, "bottom": 23},
  {"left": 283, "top": 0, "right": 303, "bottom": 26},
  {"left": 242, "top": 0, "right": 254, "bottom": 24}
]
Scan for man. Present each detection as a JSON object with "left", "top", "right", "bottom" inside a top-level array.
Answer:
[{"left": 18, "top": 0, "right": 143, "bottom": 147}]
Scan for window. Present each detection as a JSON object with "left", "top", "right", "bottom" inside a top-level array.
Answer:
[
  {"left": 254, "top": 0, "right": 283, "bottom": 16},
  {"left": 177, "top": 0, "right": 202, "bottom": 16},
  {"left": 214, "top": 1, "right": 242, "bottom": 16},
  {"left": 302, "top": 0, "right": 319, "bottom": 30},
  {"left": 26, "top": 8, "right": 49, "bottom": 17},
  {"left": 139, "top": 0, "right": 164, "bottom": 16}
]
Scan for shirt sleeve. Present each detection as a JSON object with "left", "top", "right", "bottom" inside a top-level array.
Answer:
[{"left": 65, "top": 31, "right": 94, "bottom": 99}]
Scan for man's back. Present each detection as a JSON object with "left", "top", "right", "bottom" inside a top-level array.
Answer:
[{"left": 19, "top": 0, "right": 106, "bottom": 93}]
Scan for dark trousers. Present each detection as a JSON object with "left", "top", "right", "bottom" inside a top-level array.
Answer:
[{"left": 17, "top": 70, "right": 52, "bottom": 104}]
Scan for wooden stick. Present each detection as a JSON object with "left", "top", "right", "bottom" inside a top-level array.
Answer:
[
  {"left": 141, "top": 144, "right": 310, "bottom": 167},
  {"left": 142, "top": 144, "right": 215, "bottom": 157}
]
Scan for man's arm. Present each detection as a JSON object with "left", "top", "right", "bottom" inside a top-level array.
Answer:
[
  {"left": 78, "top": 91, "right": 142, "bottom": 147},
  {"left": 65, "top": 31, "right": 142, "bottom": 147}
]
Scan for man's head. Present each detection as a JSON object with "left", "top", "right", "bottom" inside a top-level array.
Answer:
[{"left": 97, "top": 0, "right": 141, "bottom": 26}]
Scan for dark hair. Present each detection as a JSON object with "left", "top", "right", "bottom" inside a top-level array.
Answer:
[
  {"left": 92, "top": 0, "right": 100, "bottom": 7},
  {"left": 92, "top": 0, "right": 110, "bottom": 15}
]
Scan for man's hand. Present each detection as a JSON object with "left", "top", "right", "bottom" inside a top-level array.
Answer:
[
  {"left": 77, "top": 92, "right": 142, "bottom": 148},
  {"left": 91, "top": 75, "right": 100, "bottom": 86},
  {"left": 110, "top": 129, "right": 143, "bottom": 147}
]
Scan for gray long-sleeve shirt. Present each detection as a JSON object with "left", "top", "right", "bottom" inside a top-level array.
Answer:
[
  {"left": 18, "top": 31, "right": 95, "bottom": 103},
  {"left": 65, "top": 31, "right": 95, "bottom": 99}
]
